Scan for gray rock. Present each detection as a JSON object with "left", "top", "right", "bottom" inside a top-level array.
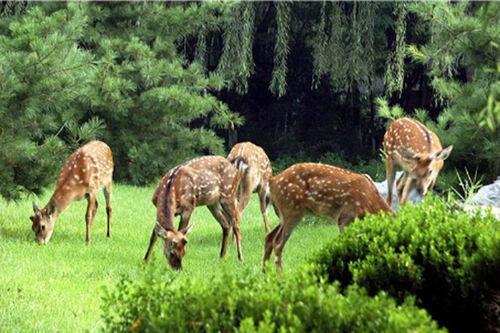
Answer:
[
  {"left": 469, "top": 176, "right": 500, "bottom": 208},
  {"left": 373, "top": 171, "right": 424, "bottom": 210},
  {"left": 462, "top": 204, "right": 500, "bottom": 220}
]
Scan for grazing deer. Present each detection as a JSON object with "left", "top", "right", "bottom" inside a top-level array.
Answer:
[
  {"left": 143, "top": 156, "right": 243, "bottom": 270},
  {"left": 384, "top": 117, "right": 453, "bottom": 205},
  {"left": 227, "top": 142, "right": 273, "bottom": 232},
  {"left": 263, "top": 163, "right": 394, "bottom": 269},
  {"left": 30, "top": 141, "right": 114, "bottom": 245}
]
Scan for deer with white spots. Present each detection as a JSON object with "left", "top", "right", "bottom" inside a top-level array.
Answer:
[
  {"left": 143, "top": 155, "right": 243, "bottom": 270},
  {"left": 263, "top": 163, "right": 394, "bottom": 269},
  {"left": 384, "top": 117, "right": 453, "bottom": 205},
  {"left": 30, "top": 141, "right": 114, "bottom": 245},
  {"left": 227, "top": 142, "right": 273, "bottom": 232}
]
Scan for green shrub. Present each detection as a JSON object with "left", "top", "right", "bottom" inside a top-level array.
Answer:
[
  {"left": 312, "top": 196, "right": 500, "bottom": 333},
  {"left": 102, "top": 267, "right": 444, "bottom": 333}
]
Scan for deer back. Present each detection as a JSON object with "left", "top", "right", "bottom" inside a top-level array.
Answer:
[
  {"left": 271, "top": 163, "right": 393, "bottom": 221},
  {"left": 384, "top": 118, "right": 443, "bottom": 160},
  {"left": 154, "top": 156, "right": 240, "bottom": 228},
  {"left": 228, "top": 142, "right": 272, "bottom": 191},
  {"left": 52, "top": 141, "right": 113, "bottom": 205}
]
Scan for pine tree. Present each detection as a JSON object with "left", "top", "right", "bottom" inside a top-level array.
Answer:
[
  {"left": 0, "top": 3, "right": 97, "bottom": 200},
  {"left": 407, "top": 2, "right": 500, "bottom": 181}
]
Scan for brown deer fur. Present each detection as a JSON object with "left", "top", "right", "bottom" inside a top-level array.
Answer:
[
  {"left": 30, "top": 141, "right": 114, "bottom": 245},
  {"left": 143, "top": 155, "right": 243, "bottom": 270},
  {"left": 263, "top": 163, "right": 394, "bottom": 269},
  {"left": 227, "top": 142, "right": 273, "bottom": 232},
  {"left": 384, "top": 117, "right": 453, "bottom": 205}
]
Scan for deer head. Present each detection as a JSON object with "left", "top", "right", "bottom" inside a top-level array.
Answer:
[
  {"left": 396, "top": 145, "right": 453, "bottom": 195},
  {"left": 30, "top": 202, "right": 56, "bottom": 245},
  {"left": 155, "top": 222, "right": 193, "bottom": 270}
]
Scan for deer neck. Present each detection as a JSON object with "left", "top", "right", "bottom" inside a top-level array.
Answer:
[
  {"left": 157, "top": 191, "right": 177, "bottom": 232},
  {"left": 47, "top": 186, "right": 77, "bottom": 217}
]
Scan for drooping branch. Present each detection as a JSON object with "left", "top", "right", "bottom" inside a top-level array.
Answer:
[
  {"left": 269, "top": 2, "right": 291, "bottom": 98},
  {"left": 385, "top": 2, "right": 407, "bottom": 97},
  {"left": 217, "top": 2, "right": 257, "bottom": 94}
]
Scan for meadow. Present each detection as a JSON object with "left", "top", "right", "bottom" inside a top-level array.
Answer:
[{"left": 0, "top": 184, "right": 335, "bottom": 332}]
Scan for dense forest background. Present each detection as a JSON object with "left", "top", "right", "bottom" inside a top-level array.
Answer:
[{"left": 0, "top": 1, "right": 498, "bottom": 200}]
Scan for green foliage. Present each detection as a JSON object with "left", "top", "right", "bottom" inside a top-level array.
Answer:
[
  {"left": 102, "top": 266, "right": 443, "bottom": 333},
  {"left": 0, "top": 3, "right": 94, "bottom": 200},
  {"left": 450, "top": 168, "right": 483, "bottom": 203},
  {"left": 407, "top": 2, "right": 500, "bottom": 182},
  {"left": 375, "top": 97, "right": 406, "bottom": 122},
  {"left": 311, "top": 2, "right": 378, "bottom": 92},
  {"left": 82, "top": 2, "right": 242, "bottom": 185},
  {"left": 313, "top": 196, "right": 500, "bottom": 333},
  {"left": 0, "top": 2, "right": 242, "bottom": 196},
  {"left": 269, "top": 2, "right": 290, "bottom": 98},
  {"left": 385, "top": 2, "right": 407, "bottom": 97},
  {"left": 217, "top": 2, "right": 256, "bottom": 94}
]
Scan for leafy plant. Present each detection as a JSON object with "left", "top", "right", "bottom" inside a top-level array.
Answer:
[
  {"left": 102, "top": 266, "right": 443, "bottom": 333},
  {"left": 451, "top": 168, "right": 483, "bottom": 204},
  {"left": 312, "top": 196, "right": 500, "bottom": 333}
]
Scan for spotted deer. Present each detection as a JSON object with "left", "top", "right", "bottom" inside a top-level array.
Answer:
[
  {"left": 143, "top": 155, "right": 243, "bottom": 270},
  {"left": 30, "top": 141, "right": 114, "bottom": 245},
  {"left": 227, "top": 142, "right": 273, "bottom": 232},
  {"left": 384, "top": 117, "right": 453, "bottom": 205},
  {"left": 263, "top": 163, "right": 394, "bottom": 269}
]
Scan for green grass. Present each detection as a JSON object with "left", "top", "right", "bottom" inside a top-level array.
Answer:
[{"left": 0, "top": 184, "right": 336, "bottom": 332}]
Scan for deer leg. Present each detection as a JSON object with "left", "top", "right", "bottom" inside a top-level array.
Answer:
[
  {"left": 85, "top": 195, "right": 97, "bottom": 245},
  {"left": 208, "top": 203, "right": 231, "bottom": 258},
  {"left": 386, "top": 158, "right": 396, "bottom": 205},
  {"left": 273, "top": 212, "right": 303, "bottom": 269},
  {"left": 178, "top": 210, "right": 193, "bottom": 231},
  {"left": 263, "top": 223, "right": 282, "bottom": 271},
  {"left": 399, "top": 176, "right": 414, "bottom": 205},
  {"left": 143, "top": 228, "right": 158, "bottom": 263},
  {"left": 221, "top": 200, "right": 244, "bottom": 262},
  {"left": 337, "top": 210, "right": 356, "bottom": 233},
  {"left": 103, "top": 183, "right": 112, "bottom": 238},
  {"left": 258, "top": 183, "right": 272, "bottom": 233},
  {"left": 396, "top": 172, "right": 406, "bottom": 197},
  {"left": 237, "top": 181, "right": 252, "bottom": 213}
]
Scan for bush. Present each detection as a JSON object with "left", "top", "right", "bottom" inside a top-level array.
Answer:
[
  {"left": 312, "top": 196, "right": 500, "bottom": 333},
  {"left": 102, "top": 267, "right": 443, "bottom": 333}
]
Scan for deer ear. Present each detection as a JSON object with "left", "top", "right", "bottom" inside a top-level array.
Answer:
[
  {"left": 434, "top": 145, "right": 453, "bottom": 161},
  {"left": 154, "top": 222, "right": 171, "bottom": 239},
  {"left": 398, "top": 147, "right": 420, "bottom": 161},
  {"left": 180, "top": 224, "right": 194, "bottom": 236},
  {"left": 32, "top": 202, "right": 41, "bottom": 216}
]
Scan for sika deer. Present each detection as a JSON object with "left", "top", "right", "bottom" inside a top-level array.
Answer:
[
  {"left": 143, "top": 156, "right": 243, "bottom": 270},
  {"left": 30, "top": 141, "right": 114, "bottom": 245},
  {"left": 227, "top": 142, "right": 273, "bottom": 232},
  {"left": 384, "top": 117, "right": 453, "bottom": 205},
  {"left": 263, "top": 163, "right": 394, "bottom": 269}
]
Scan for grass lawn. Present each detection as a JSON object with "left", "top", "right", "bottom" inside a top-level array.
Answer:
[{"left": 0, "top": 184, "right": 337, "bottom": 332}]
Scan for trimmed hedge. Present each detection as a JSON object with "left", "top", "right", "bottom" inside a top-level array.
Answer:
[
  {"left": 102, "top": 268, "right": 443, "bottom": 333},
  {"left": 312, "top": 196, "right": 500, "bottom": 333}
]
